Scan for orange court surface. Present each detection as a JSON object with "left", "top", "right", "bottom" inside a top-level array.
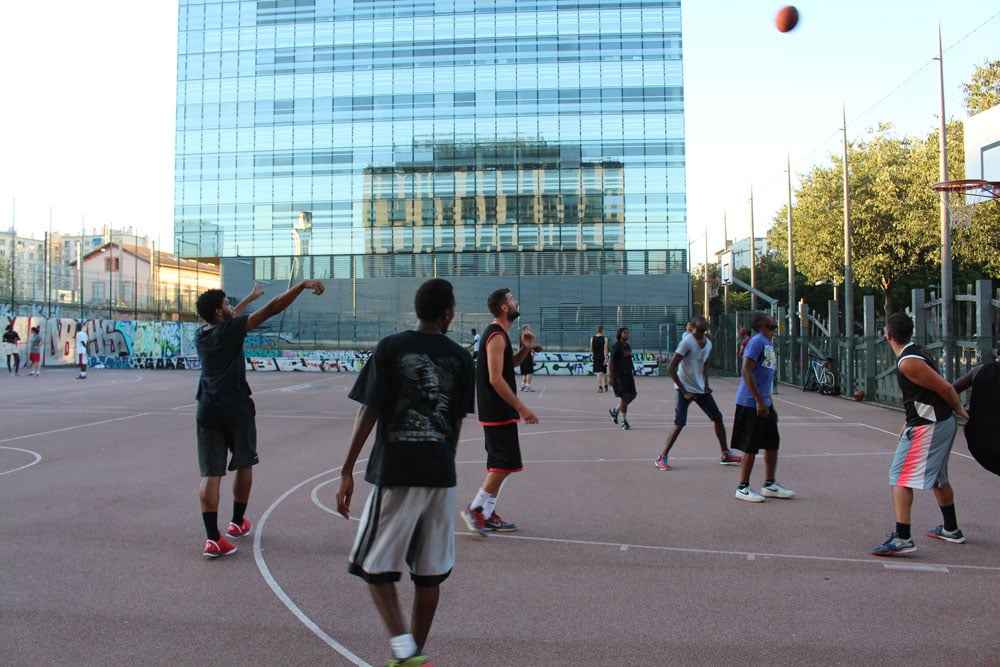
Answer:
[{"left": 2, "top": 368, "right": 998, "bottom": 666}]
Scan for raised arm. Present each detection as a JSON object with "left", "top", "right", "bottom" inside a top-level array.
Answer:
[
  {"left": 246, "top": 280, "right": 325, "bottom": 331},
  {"left": 233, "top": 283, "right": 266, "bottom": 316}
]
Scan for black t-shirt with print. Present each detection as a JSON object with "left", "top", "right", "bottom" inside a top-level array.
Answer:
[{"left": 349, "top": 330, "right": 475, "bottom": 487}]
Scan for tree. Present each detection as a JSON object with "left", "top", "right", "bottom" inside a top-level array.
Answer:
[
  {"left": 963, "top": 60, "right": 1000, "bottom": 115},
  {"left": 767, "top": 122, "right": 967, "bottom": 313}
]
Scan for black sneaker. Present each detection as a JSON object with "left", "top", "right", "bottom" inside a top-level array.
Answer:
[
  {"left": 621, "top": 421, "right": 630, "bottom": 430},
  {"left": 609, "top": 407, "right": 619, "bottom": 424}
]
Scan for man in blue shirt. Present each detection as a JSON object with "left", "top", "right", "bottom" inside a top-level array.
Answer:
[{"left": 731, "top": 312, "right": 795, "bottom": 502}]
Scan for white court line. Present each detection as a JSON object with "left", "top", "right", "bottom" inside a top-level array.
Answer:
[
  {"left": 0, "top": 413, "right": 153, "bottom": 445},
  {"left": 254, "top": 467, "right": 371, "bottom": 667},
  {"left": 0, "top": 446, "right": 42, "bottom": 475},
  {"left": 772, "top": 395, "right": 844, "bottom": 419}
]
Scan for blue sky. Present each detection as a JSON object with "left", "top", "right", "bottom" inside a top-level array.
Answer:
[{"left": 1, "top": 1, "right": 997, "bottom": 258}]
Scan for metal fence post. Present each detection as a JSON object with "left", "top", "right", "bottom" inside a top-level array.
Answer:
[
  {"left": 976, "top": 279, "right": 994, "bottom": 362},
  {"left": 863, "top": 295, "right": 877, "bottom": 398}
]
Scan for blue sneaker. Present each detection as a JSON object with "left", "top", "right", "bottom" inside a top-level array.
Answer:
[
  {"left": 927, "top": 525, "right": 966, "bottom": 544},
  {"left": 871, "top": 533, "right": 916, "bottom": 556}
]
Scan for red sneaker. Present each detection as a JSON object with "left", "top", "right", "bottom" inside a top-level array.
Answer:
[
  {"left": 483, "top": 512, "right": 517, "bottom": 532},
  {"left": 203, "top": 537, "right": 238, "bottom": 558},
  {"left": 720, "top": 451, "right": 743, "bottom": 466},
  {"left": 459, "top": 507, "right": 488, "bottom": 537},
  {"left": 226, "top": 518, "right": 252, "bottom": 538}
]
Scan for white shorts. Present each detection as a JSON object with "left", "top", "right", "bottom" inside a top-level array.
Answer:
[
  {"left": 349, "top": 485, "right": 455, "bottom": 587},
  {"left": 2, "top": 342, "right": 16, "bottom": 356}
]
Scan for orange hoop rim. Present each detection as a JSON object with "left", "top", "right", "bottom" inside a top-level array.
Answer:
[{"left": 931, "top": 179, "right": 1000, "bottom": 199}]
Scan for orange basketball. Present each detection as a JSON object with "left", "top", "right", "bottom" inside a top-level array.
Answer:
[
  {"left": 854, "top": 390, "right": 865, "bottom": 401},
  {"left": 775, "top": 6, "right": 799, "bottom": 33}
]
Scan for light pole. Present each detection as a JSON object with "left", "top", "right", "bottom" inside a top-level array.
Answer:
[
  {"left": 935, "top": 26, "right": 953, "bottom": 380},
  {"left": 842, "top": 107, "right": 855, "bottom": 394}
]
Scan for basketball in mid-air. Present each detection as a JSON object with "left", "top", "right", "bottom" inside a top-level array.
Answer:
[{"left": 775, "top": 6, "right": 799, "bottom": 33}]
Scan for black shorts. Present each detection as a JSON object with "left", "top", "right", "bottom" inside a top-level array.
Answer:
[
  {"left": 730, "top": 404, "right": 780, "bottom": 454},
  {"left": 196, "top": 398, "right": 259, "bottom": 476},
  {"left": 612, "top": 374, "right": 636, "bottom": 399},
  {"left": 520, "top": 359, "right": 535, "bottom": 375},
  {"left": 592, "top": 355, "right": 607, "bottom": 374},
  {"left": 484, "top": 422, "right": 523, "bottom": 473}
]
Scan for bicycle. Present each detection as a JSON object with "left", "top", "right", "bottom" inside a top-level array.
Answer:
[{"left": 803, "top": 356, "right": 836, "bottom": 395}]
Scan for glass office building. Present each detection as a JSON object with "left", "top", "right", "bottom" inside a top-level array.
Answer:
[{"left": 175, "top": 0, "right": 688, "bottom": 347}]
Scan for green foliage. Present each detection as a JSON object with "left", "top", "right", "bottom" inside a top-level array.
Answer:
[
  {"left": 963, "top": 60, "right": 1000, "bottom": 115},
  {"left": 763, "top": 121, "right": 998, "bottom": 313}
]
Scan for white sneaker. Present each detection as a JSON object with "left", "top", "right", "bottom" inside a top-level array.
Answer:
[
  {"left": 760, "top": 482, "right": 795, "bottom": 499},
  {"left": 735, "top": 486, "right": 764, "bottom": 503}
]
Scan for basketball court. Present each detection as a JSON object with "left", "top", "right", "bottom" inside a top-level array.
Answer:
[{"left": 2, "top": 369, "right": 998, "bottom": 665}]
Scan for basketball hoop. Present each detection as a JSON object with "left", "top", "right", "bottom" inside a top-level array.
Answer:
[{"left": 930, "top": 179, "right": 1000, "bottom": 230}]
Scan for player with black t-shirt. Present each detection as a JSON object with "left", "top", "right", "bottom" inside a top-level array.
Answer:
[
  {"left": 194, "top": 280, "right": 325, "bottom": 559},
  {"left": 337, "top": 279, "right": 474, "bottom": 667}
]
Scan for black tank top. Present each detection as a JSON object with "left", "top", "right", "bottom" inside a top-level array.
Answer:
[
  {"left": 896, "top": 343, "right": 952, "bottom": 426},
  {"left": 476, "top": 322, "right": 518, "bottom": 424},
  {"left": 591, "top": 335, "right": 606, "bottom": 357}
]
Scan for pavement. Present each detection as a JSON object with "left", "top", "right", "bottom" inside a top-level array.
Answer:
[{"left": 1, "top": 368, "right": 998, "bottom": 666}]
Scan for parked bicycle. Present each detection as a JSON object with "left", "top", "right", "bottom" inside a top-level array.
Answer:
[{"left": 803, "top": 356, "right": 837, "bottom": 395}]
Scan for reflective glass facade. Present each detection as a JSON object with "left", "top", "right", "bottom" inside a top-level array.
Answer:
[{"left": 175, "top": 0, "right": 689, "bottom": 340}]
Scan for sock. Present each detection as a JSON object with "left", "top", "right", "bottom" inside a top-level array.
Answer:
[
  {"left": 939, "top": 504, "right": 958, "bottom": 532},
  {"left": 470, "top": 488, "right": 491, "bottom": 512},
  {"left": 738, "top": 482, "right": 749, "bottom": 490},
  {"left": 764, "top": 479, "right": 775, "bottom": 487},
  {"left": 203, "top": 512, "right": 220, "bottom": 541},
  {"left": 895, "top": 522, "right": 911, "bottom": 540},
  {"left": 233, "top": 501, "right": 248, "bottom": 525},
  {"left": 482, "top": 495, "right": 497, "bottom": 518},
  {"left": 390, "top": 633, "right": 418, "bottom": 660}
]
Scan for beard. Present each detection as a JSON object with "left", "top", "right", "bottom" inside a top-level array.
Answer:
[{"left": 506, "top": 307, "right": 520, "bottom": 322}]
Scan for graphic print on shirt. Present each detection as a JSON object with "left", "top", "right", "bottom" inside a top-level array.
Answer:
[{"left": 389, "top": 352, "right": 456, "bottom": 444}]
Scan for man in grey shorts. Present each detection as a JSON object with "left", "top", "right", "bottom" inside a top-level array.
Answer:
[
  {"left": 337, "top": 278, "right": 474, "bottom": 667},
  {"left": 194, "top": 280, "right": 325, "bottom": 558}
]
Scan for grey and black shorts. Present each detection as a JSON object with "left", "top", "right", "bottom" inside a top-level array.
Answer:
[{"left": 349, "top": 485, "right": 456, "bottom": 587}]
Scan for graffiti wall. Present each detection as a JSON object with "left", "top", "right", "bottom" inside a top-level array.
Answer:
[{"left": 2, "top": 316, "right": 658, "bottom": 376}]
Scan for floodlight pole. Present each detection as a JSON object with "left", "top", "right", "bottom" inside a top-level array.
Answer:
[
  {"left": 786, "top": 155, "right": 796, "bottom": 337},
  {"left": 843, "top": 107, "right": 854, "bottom": 394},
  {"left": 936, "top": 25, "right": 953, "bottom": 380}
]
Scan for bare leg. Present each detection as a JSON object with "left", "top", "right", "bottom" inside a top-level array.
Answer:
[
  {"left": 199, "top": 476, "right": 222, "bottom": 513},
  {"left": 411, "top": 585, "right": 440, "bottom": 651},
  {"left": 369, "top": 582, "right": 407, "bottom": 637},
  {"left": 483, "top": 470, "right": 509, "bottom": 496},
  {"left": 932, "top": 482, "right": 955, "bottom": 508},
  {"left": 713, "top": 419, "right": 728, "bottom": 453},
  {"left": 763, "top": 449, "right": 778, "bottom": 480},
  {"left": 738, "top": 452, "right": 755, "bottom": 486},
  {"left": 660, "top": 424, "right": 684, "bottom": 457},
  {"left": 232, "top": 466, "right": 253, "bottom": 504},
  {"left": 891, "top": 485, "right": 914, "bottom": 524}
]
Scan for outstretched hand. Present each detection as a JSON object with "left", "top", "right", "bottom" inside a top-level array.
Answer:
[
  {"left": 249, "top": 282, "right": 266, "bottom": 300},
  {"left": 301, "top": 280, "right": 326, "bottom": 295}
]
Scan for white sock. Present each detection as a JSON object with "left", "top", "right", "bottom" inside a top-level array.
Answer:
[
  {"left": 470, "top": 488, "right": 491, "bottom": 512},
  {"left": 390, "top": 633, "right": 418, "bottom": 660},
  {"left": 482, "top": 495, "right": 497, "bottom": 518}
]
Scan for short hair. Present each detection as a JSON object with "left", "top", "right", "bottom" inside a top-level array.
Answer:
[
  {"left": 886, "top": 312, "right": 913, "bottom": 343},
  {"left": 471, "top": 328, "right": 477, "bottom": 334},
  {"left": 414, "top": 278, "right": 455, "bottom": 321},
  {"left": 31, "top": 326, "right": 40, "bottom": 333},
  {"left": 196, "top": 289, "right": 227, "bottom": 323},
  {"left": 76, "top": 322, "right": 83, "bottom": 332},
  {"left": 616, "top": 326, "right": 629, "bottom": 341},
  {"left": 749, "top": 311, "right": 770, "bottom": 332},
  {"left": 487, "top": 288, "right": 510, "bottom": 317},
  {"left": 597, "top": 325, "right": 603, "bottom": 333}
]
